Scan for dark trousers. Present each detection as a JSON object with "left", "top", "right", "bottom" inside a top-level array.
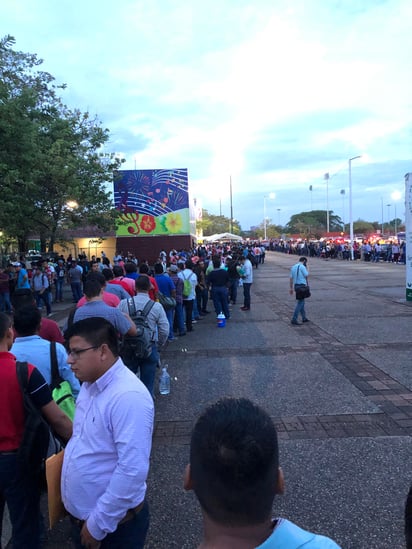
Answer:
[
  {"left": 243, "top": 283, "right": 252, "bottom": 308},
  {"left": 0, "top": 453, "right": 41, "bottom": 549},
  {"left": 211, "top": 287, "right": 230, "bottom": 318},
  {"left": 183, "top": 299, "right": 194, "bottom": 331},
  {"left": 70, "top": 500, "right": 150, "bottom": 549}
]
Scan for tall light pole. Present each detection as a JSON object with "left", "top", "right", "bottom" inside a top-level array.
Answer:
[
  {"left": 391, "top": 190, "right": 402, "bottom": 237},
  {"left": 386, "top": 204, "right": 391, "bottom": 236},
  {"left": 277, "top": 208, "right": 281, "bottom": 227},
  {"left": 340, "top": 189, "right": 345, "bottom": 230},
  {"left": 263, "top": 193, "right": 275, "bottom": 240},
  {"left": 324, "top": 173, "right": 330, "bottom": 234},
  {"left": 348, "top": 155, "right": 361, "bottom": 260}
]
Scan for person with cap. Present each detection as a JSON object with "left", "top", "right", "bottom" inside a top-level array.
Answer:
[
  {"left": 240, "top": 249, "right": 253, "bottom": 311},
  {"left": 14, "top": 262, "right": 30, "bottom": 290},
  {"left": 168, "top": 264, "right": 186, "bottom": 336}
]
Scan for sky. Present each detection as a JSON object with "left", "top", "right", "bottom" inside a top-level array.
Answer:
[{"left": 2, "top": 0, "right": 412, "bottom": 231}]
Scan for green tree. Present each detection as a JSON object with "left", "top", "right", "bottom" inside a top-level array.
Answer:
[
  {"left": 0, "top": 35, "right": 122, "bottom": 252},
  {"left": 198, "top": 209, "right": 242, "bottom": 236},
  {"left": 285, "top": 210, "right": 343, "bottom": 237}
]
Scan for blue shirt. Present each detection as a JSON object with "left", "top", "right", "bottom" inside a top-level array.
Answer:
[
  {"left": 290, "top": 263, "right": 308, "bottom": 285},
  {"left": 74, "top": 300, "right": 132, "bottom": 335},
  {"left": 11, "top": 335, "right": 80, "bottom": 398},
  {"left": 62, "top": 359, "right": 154, "bottom": 541},
  {"left": 154, "top": 273, "right": 175, "bottom": 297},
  {"left": 16, "top": 268, "right": 30, "bottom": 289},
  {"left": 257, "top": 518, "right": 340, "bottom": 548}
]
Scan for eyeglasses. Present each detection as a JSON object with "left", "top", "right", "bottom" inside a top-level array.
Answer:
[{"left": 68, "top": 346, "right": 98, "bottom": 359}]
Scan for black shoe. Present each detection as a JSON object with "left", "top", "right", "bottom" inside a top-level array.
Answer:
[
  {"left": 291, "top": 320, "right": 301, "bottom": 325},
  {"left": 202, "top": 310, "right": 210, "bottom": 314},
  {"left": 302, "top": 318, "right": 310, "bottom": 323}
]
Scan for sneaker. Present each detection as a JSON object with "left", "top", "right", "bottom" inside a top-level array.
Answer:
[
  {"left": 202, "top": 310, "right": 210, "bottom": 314},
  {"left": 240, "top": 306, "right": 250, "bottom": 311},
  {"left": 192, "top": 320, "right": 198, "bottom": 324},
  {"left": 302, "top": 318, "right": 310, "bottom": 323},
  {"left": 291, "top": 319, "right": 301, "bottom": 325}
]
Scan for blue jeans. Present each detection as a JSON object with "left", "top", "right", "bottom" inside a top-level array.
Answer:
[
  {"left": 0, "top": 453, "right": 41, "bottom": 548},
  {"left": 165, "top": 307, "right": 175, "bottom": 339},
  {"left": 292, "top": 298, "right": 307, "bottom": 321},
  {"left": 70, "top": 499, "right": 149, "bottom": 549},
  {"left": 55, "top": 278, "right": 64, "bottom": 301},
  {"left": 35, "top": 290, "right": 51, "bottom": 315},
  {"left": 174, "top": 302, "right": 186, "bottom": 335},
  {"left": 71, "top": 282, "right": 83, "bottom": 302},
  {"left": 243, "top": 283, "right": 252, "bottom": 308},
  {"left": 138, "top": 346, "right": 159, "bottom": 396},
  {"left": 211, "top": 287, "right": 230, "bottom": 318},
  {"left": 0, "top": 291, "right": 11, "bottom": 312}
]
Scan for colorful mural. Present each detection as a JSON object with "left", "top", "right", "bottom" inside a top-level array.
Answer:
[{"left": 113, "top": 169, "right": 191, "bottom": 237}]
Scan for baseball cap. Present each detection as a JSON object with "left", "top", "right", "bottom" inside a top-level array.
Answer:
[
  {"left": 168, "top": 264, "right": 178, "bottom": 273},
  {"left": 12, "top": 262, "right": 21, "bottom": 267}
]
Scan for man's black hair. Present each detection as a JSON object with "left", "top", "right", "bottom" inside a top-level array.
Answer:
[
  {"left": 135, "top": 274, "right": 151, "bottom": 291},
  {"left": 124, "top": 262, "right": 137, "bottom": 274},
  {"left": 0, "top": 312, "right": 12, "bottom": 339},
  {"left": 101, "top": 268, "right": 114, "bottom": 281},
  {"left": 83, "top": 279, "right": 102, "bottom": 299},
  {"left": 86, "top": 272, "right": 106, "bottom": 286},
  {"left": 10, "top": 289, "right": 35, "bottom": 311},
  {"left": 65, "top": 317, "right": 119, "bottom": 356},
  {"left": 154, "top": 263, "right": 164, "bottom": 275},
  {"left": 299, "top": 257, "right": 307, "bottom": 263},
  {"left": 14, "top": 305, "right": 41, "bottom": 337},
  {"left": 113, "top": 265, "right": 124, "bottom": 278},
  {"left": 190, "top": 398, "right": 279, "bottom": 526},
  {"left": 139, "top": 264, "right": 149, "bottom": 274}
]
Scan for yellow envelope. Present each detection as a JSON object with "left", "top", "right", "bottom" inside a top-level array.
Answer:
[{"left": 45, "top": 450, "right": 67, "bottom": 529}]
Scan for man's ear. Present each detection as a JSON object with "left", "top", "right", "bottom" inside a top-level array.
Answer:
[
  {"left": 275, "top": 466, "right": 285, "bottom": 495},
  {"left": 183, "top": 463, "right": 193, "bottom": 491}
]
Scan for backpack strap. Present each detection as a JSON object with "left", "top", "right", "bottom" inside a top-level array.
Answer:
[
  {"left": 50, "top": 341, "right": 63, "bottom": 390},
  {"left": 16, "top": 360, "right": 29, "bottom": 392},
  {"left": 141, "top": 299, "right": 155, "bottom": 318}
]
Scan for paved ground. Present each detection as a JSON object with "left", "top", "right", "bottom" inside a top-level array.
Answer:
[{"left": 4, "top": 253, "right": 412, "bottom": 548}]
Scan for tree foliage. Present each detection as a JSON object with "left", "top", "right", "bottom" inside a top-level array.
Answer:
[
  {"left": 285, "top": 210, "right": 343, "bottom": 237},
  {"left": 198, "top": 209, "right": 242, "bottom": 236},
  {"left": 0, "top": 35, "right": 123, "bottom": 252}
]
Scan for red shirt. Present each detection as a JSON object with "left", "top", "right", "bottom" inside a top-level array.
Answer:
[
  {"left": 76, "top": 291, "right": 120, "bottom": 308},
  {"left": 0, "top": 352, "right": 52, "bottom": 451}
]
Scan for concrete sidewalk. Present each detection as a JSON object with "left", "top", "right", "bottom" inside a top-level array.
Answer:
[{"left": 5, "top": 253, "right": 412, "bottom": 548}]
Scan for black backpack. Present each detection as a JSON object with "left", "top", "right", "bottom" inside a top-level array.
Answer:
[
  {"left": 15, "top": 362, "right": 55, "bottom": 478},
  {"left": 120, "top": 299, "right": 155, "bottom": 372}
]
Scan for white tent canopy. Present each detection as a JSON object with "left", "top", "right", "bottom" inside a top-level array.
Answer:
[{"left": 203, "top": 232, "right": 243, "bottom": 242}]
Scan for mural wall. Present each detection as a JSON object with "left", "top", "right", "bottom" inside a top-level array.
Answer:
[{"left": 114, "top": 169, "right": 191, "bottom": 237}]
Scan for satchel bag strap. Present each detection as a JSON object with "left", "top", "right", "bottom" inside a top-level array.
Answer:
[{"left": 16, "top": 360, "right": 29, "bottom": 393}]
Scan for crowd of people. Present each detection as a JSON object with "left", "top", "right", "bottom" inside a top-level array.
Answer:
[
  {"left": 270, "top": 238, "right": 406, "bottom": 263},
  {"left": 2, "top": 245, "right": 410, "bottom": 548}
]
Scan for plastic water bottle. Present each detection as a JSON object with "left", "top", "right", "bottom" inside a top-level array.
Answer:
[
  {"left": 217, "top": 312, "right": 226, "bottom": 328},
  {"left": 159, "top": 366, "right": 171, "bottom": 395}
]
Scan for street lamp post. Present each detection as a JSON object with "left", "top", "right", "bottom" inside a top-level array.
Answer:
[
  {"left": 277, "top": 208, "right": 281, "bottom": 227},
  {"left": 324, "top": 173, "right": 330, "bottom": 234},
  {"left": 263, "top": 193, "right": 275, "bottom": 240},
  {"left": 386, "top": 204, "right": 391, "bottom": 236},
  {"left": 348, "top": 155, "right": 361, "bottom": 260}
]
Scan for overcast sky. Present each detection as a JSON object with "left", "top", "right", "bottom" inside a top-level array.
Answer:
[{"left": 3, "top": 0, "right": 411, "bottom": 230}]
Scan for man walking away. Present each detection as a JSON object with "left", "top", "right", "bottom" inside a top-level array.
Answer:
[
  {"left": 290, "top": 256, "right": 310, "bottom": 325},
  {"left": 62, "top": 317, "right": 154, "bottom": 549}
]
